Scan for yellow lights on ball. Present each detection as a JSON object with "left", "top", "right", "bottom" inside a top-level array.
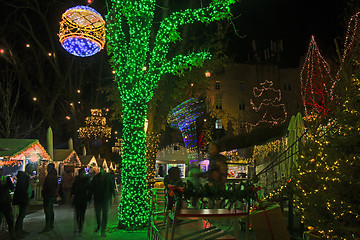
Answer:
[
  {"left": 32, "top": 97, "right": 37, "bottom": 102},
  {"left": 77, "top": 89, "right": 81, "bottom": 93},
  {"left": 26, "top": 44, "right": 30, "bottom": 48},
  {"left": 58, "top": 5, "right": 105, "bottom": 57}
]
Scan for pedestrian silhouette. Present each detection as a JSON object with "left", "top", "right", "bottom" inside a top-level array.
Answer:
[
  {"left": 0, "top": 167, "right": 16, "bottom": 240},
  {"left": 71, "top": 168, "right": 90, "bottom": 234},
  {"left": 13, "top": 163, "right": 34, "bottom": 238},
  {"left": 39, "top": 163, "right": 58, "bottom": 233},
  {"left": 89, "top": 167, "right": 115, "bottom": 237}
]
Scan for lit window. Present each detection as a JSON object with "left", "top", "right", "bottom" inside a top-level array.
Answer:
[
  {"left": 215, "top": 119, "right": 223, "bottom": 129},
  {"left": 215, "top": 81, "right": 220, "bottom": 90},
  {"left": 239, "top": 82, "right": 244, "bottom": 90},
  {"left": 215, "top": 99, "right": 222, "bottom": 110}
]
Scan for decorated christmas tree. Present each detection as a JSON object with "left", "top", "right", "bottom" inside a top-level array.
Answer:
[
  {"left": 300, "top": 36, "right": 335, "bottom": 117},
  {"left": 292, "top": 20, "right": 360, "bottom": 238},
  {"left": 248, "top": 80, "right": 287, "bottom": 130},
  {"left": 78, "top": 109, "right": 111, "bottom": 139}
]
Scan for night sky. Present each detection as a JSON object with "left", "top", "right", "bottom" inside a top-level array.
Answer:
[{"left": 229, "top": 0, "right": 348, "bottom": 66}]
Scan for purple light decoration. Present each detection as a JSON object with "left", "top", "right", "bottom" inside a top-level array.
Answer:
[{"left": 168, "top": 98, "right": 205, "bottom": 164}]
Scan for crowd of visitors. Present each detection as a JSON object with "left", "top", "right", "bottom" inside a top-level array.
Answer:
[{"left": 0, "top": 164, "right": 116, "bottom": 239}]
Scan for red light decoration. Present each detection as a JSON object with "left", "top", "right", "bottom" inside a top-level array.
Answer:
[
  {"left": 0, "top": 49, "right": 4, "bottom": 54},
  {"left": 300, "top": 36, "right": 335, "bottom": 117},
  {"left": 0, "top": 141, "right": 51, "bottom": 167},
  {"left": 248, "top": 80, "right": 287, "bottom": 130}
]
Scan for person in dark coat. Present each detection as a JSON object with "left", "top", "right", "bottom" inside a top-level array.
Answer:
[
  {"left": 0, "top": 167, "right": 16, "bottom": 240},
  {"left": 39, "top": 163, "right": 58, "bottom": 233},
  {"left": 206, "top": 142, "right": 228, "bottom": 187},
  {"left": 89, "top": 168, "right": 115, "bottom": 237},
  {"left": 71, "top": 169, "right": 90, "bottom": 234},
  {"left": 13, "top": 164, "right": 34, "bottom": 237},
  {"left": 158, "top": 165, "right": 164, "bottom": 177}
]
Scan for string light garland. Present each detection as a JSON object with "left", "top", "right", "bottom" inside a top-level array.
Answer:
[
  {"left": 106, "top": 0, "right": 235, "bottom": 230},
  {"left": 145, "top": 132, "right": 160, "bottom": 188},
  {"left": 58, "top": 5, "right": 105, "bottom": 57},
  {"left": 300, "top": 36, "right": 335, "bottom": 117},
  {"left": 168, "top": 98, "right": 205, "bottom": 165},
  {"left": 339, "top": 11, "right": 360, "bottom": 71},
  {"left": 248, "top": 80, "right": 287, "bottom": 130},
  {"left": 78, "top": 109, "right": 111, "bottom": 138}
]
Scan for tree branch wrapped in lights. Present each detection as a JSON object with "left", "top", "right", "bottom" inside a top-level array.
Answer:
[
  {"left": 105, "top": 0, "right": 236, "bottom": 230},
  {"left": 59, "top": 0, "right": 236, "bottom": 230}
]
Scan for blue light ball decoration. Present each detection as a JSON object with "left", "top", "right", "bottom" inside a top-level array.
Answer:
[
  {"left": 167, "top": 98, "right": 205, "bottom": 165},
  {"left": 59, "top": 5, "right": 105, "bottom": 57}
]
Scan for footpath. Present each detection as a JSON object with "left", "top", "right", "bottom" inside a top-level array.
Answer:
[{"left": 0, "top": 195, "right": 147, "bottom": 240}]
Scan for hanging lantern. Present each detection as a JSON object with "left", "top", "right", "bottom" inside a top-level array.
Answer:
[{"left": 59, "top": 6, "right": 105, "bottom": 57}]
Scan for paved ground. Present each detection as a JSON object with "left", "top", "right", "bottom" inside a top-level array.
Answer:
[{"left": 0, "top": 197, "right": 147, "bottom": 240}]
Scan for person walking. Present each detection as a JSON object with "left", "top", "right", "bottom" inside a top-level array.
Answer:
[
  {"left": 13, "top": 164, "right": 34, "bottom": 238},
  {"left": 89, "top": 167, "right": 115, "bottom": 237},
  {"left": 0, "top": 167, "right": 16, "bottom": 240},
  {"left": 158, "top": 165, "right": 164, "bottom": 177},
  {"left": 39, "top": 163, "right": 58, "bottom": 233},
  {"left": 61, "top": 170, "right": 74, "bottom": 204},
  {"left": 207, "top": 142, "right": 228, "bottom": 187},
  {"left": 71, "top": 169, "right": 90, "bottom": 234}
]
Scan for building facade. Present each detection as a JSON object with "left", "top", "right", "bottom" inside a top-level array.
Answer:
[{"left": 207, "top": 62, "right": 302, "bottom": 135}]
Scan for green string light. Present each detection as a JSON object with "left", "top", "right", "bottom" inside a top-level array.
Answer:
[{"left": 106, "top": 0, "right": 236, "bottom": 230}]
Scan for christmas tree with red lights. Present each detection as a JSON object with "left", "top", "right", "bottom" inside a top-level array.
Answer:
[{"left": 300, "top": 36, "right": 335, "bottom": 117}]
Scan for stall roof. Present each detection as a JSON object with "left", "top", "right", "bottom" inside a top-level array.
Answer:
[
  {"left": 79, "top": 155, "right": 96, "bottom": 166},
  {"left": 0, "top": 139, "right": 50, "bottom": 159},
  {"left": 54, "top": 149, "right": 81, "bottom": 165}
]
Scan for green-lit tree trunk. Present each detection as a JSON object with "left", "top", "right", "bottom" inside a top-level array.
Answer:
[
  {"left": 107, "top": 0, "right": 236, "bottom": 230},
  {"left": 118, "top": 102, "right": 148, "bottom": 228}
]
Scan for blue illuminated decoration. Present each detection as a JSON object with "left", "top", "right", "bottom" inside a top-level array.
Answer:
[
  {"left": 168, "top": 98, "right": 205, "bottom": 164},
  {"left": 59, "top": 5, "right": 105, "bottom": 57},
  {"left": 62, "top": 37, "right": 100, "bottom": 57}
]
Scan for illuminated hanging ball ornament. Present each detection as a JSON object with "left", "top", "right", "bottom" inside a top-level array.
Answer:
[{"left": 59, "top": 6, "right": 105, "bottom": 57}]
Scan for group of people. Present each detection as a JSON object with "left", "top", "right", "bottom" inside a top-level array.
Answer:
[
  {"left": 164, "top": 142, "right": 228, "bottom": 189},
  {"left": 0, "top": 163, "right": 115, "bottom": 239},
  {"left": 0, "top": 164, "right": 34, "bottom": 240}
]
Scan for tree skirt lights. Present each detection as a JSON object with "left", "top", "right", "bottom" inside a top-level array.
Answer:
[
  {"left": 59, "top": 5, "right": 105, "bottom": 57},
  {"left": 168, "top": 98, "right": 205, "bottom": 164}
]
